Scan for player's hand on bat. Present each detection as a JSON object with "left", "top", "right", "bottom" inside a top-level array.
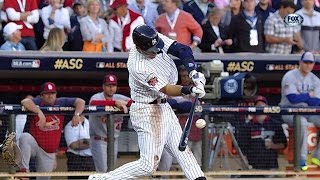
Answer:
[
  {"left": 115, "top": 100, "right": 128, "bottom": 113},
  {"left": 191, "top": 85, "right": 206, "bottom": 98},
  {"left": 189, "top": 70, "right": 206, "bottom": 87}
]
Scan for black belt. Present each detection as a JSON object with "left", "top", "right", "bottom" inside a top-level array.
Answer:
[
  {"left": 132, "top": 98, "right": 167, "bottom": 104},
  {"left": 93, "top": 136, "right": 108, "bottom": 142},
  {"left": 93, "top": 136, "right": 115, "bottom": 142},
  {"left": 149, "top": 98, "right": 167, "bottom": 104}
]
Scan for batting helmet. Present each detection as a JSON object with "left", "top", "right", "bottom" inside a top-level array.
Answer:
[{"left": 132, "top": 25, "right": 164, "bottom": 54}]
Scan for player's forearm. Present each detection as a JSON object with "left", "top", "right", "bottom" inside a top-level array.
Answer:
[
  {"left": 286, "top": 93, "right": 310, "bottom": 104},
  {"left": 74, "top": 98, "right": 85, "bottom": 115},
  {"left": 160, "top": 85, "right": 192, "bottom": 96},
  {"left": 21, "top": 99, "right": 41, "bottom": 114}
]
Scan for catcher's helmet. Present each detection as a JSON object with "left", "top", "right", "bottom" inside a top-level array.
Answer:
[{"left": 132, "top": 25, "right": 164, "bottom": 53}]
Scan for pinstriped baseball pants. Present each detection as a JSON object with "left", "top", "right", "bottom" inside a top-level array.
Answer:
[{"left": 98, "top": 102, "right": 204, "bottom": 180}]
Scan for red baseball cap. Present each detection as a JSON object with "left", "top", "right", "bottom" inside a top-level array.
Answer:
[
  {"left": 41, "top": 82, "right": 57, "bottom": 94},
  {"left": 103, "top": 74, "right": 117, "bottom": 85},
  {"left": 255, "top": 95, "right": 268, "bottom": 105},
  {"left": 110, "top": 0, "right": 128, "bottom": 9}
]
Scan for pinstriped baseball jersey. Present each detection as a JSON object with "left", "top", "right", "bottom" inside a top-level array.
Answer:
[
  {"left": 88, "top": 32, "right": 205, "bottom": 180},
  {"left": 128, "top": 33, "right": 178, "bottom": 103}
]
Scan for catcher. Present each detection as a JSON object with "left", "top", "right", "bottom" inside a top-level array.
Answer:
[{"left": 1, "top": 132, "right": 22, "bottom": 168}]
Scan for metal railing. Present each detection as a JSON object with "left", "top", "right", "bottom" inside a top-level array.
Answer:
[{"left": 0, "top": 104, "right": 318, "bottom": 176}]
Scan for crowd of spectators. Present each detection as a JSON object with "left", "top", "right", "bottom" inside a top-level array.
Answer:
[{"left": 0, "top": 0, "right": 318, "bottom": 53}]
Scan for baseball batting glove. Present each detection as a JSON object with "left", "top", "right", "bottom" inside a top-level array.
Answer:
[
  {"left": 191, "top": 85, "right": 206, "bottom": 98},
  {"left": 189, "top": 70, "right": 206, "bottom": 87},
  {"left": 1, "top": 132, "right": 22, "bottom": 167}
]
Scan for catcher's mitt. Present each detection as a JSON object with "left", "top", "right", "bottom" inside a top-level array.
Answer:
[{"left": 1, "top": 132, "right": 22, "bottom": 167}]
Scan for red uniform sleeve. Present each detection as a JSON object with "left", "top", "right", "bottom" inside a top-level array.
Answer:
[
  {"left": 90, "top": 100, "right": 116, "bottom": 106},
  {"left": 127, "top": 99, "right": 133, "bottom": 107},
  {"left": 3, "top": 0, "right": 15, "bottom": 10}
]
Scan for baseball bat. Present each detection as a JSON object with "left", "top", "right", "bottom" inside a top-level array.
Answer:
[{"left": 178, "top": 94, "right": 199, "bottom": 151}]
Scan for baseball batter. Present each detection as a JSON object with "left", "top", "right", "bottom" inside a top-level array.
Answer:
[
  {"left": 89, "top": 25, "right": 206, "bottom": 180},
  {"left": 280, "top": 52, "right": 320, "bottom": 170}
]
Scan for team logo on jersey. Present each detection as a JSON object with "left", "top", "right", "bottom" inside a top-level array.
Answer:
[
  {"left": 37, "top": 115, "right": 60, "bottom": 131},
  {"left": 147, "top": 74, "right": 158, "bottom": 86},
  {"left": 148, "top": 77, "right": 158, "bottom": 86}
]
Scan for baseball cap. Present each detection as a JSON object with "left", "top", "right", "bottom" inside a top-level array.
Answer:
[
  {"left": 103, "top": 74, "right": 117, "bottom": 85},
  {"left": 3, "top": 22, "right": 23, "bottom": 37},
  {"left": 301, "top": 51, "right": 315, "bottom": 63},
  {"left": 255, "top": 95, "right": 268, "bottom": 105},
  {"left": 41, "top": 82, "right": 57, "bottom": 94},
  {"left": 110, "top": 0, "right": 128, "bottom": 9}
]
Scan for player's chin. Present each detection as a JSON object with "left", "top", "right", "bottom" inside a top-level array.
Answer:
[
  {"left": 144, "top": 53, "right": 157, "bottom": 59},
  {"left": 141, "top": 50, "right": 158, "bottom": 59},
  {"left": 147, "top": 54, "right": 157, "bottom": 59}
]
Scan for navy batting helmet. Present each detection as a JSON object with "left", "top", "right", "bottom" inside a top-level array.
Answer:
[{"left": 132, "top": 25, "right": 164, "bottom": 53}]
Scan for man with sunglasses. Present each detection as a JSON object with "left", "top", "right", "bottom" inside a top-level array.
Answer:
[
  {"left": 280, "top": 52, "right": 320, "bottom": 171},
  {"left": 89, "top": 24, "right": 207, "bottom": 179}
]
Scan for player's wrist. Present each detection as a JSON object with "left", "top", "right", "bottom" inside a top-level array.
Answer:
[{"left": 181, "top": 86, "right": 192, "bottom": 95}]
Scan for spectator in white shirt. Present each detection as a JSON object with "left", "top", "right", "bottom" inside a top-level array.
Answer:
[
  {"left": 41, "top": 0, "right": 71, "bottom": 40},
  {"left": 64, "top": 115, "right": 95, "bottom": 179},
  {"left": 104, "top": 9, "right": 122, "bottom": 52}
]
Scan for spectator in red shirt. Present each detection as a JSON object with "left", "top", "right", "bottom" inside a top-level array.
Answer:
[
  {"left": 18, "top": 82, "right": 85, "bottom": 176},
  {"left": 155, "top": 0, "right": 203, "bottom": 49}
]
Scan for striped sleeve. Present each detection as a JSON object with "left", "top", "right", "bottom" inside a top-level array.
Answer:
[
  {"left": 158, "top": 33, "right": 175, "bottom": 53},
  {"left": 130, "top": 58, "right": 167, "bottom": 91}
]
